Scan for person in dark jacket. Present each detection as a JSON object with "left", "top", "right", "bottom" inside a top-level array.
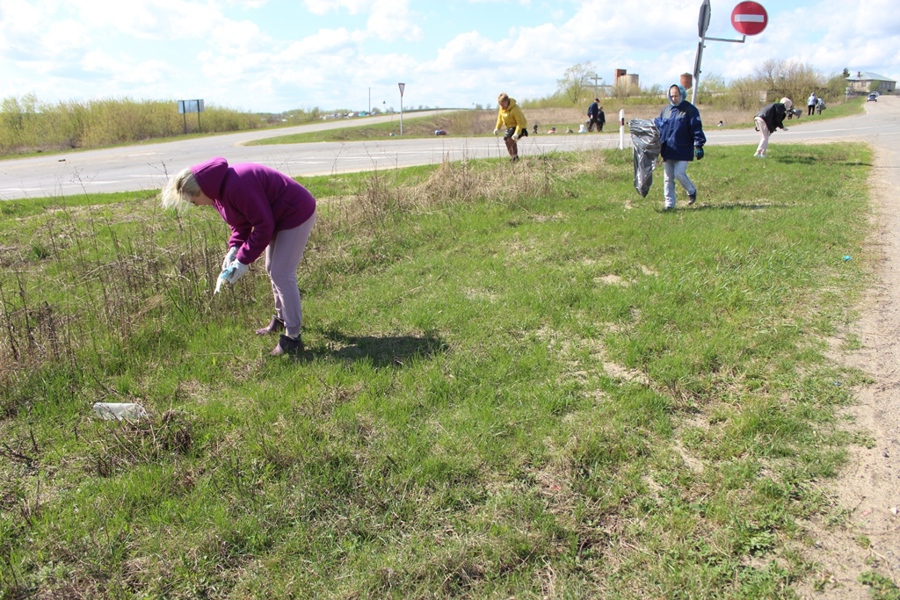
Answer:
[
  {"left": 654, "top": 83, "right": 706, "bottom": 210},
  {"left": 587, "top": 98, "right": 605, "bottom": 132},
  {"left": 161, "top": 157, "right": 317, "bottom": 356},
  {"left": 754, "top": 97, "right": 792, "bottom": 158}
]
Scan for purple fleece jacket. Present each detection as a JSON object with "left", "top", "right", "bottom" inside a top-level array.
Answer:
[{"left": 191, "top": 157, "right": 316, "bottom": 264}]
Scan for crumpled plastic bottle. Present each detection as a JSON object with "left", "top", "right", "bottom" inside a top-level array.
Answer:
[{"left": 92, "top": 402, "right": 148, "bottom": 420}]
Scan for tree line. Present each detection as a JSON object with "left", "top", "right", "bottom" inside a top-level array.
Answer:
[
  {"left": 0, "top": 95, "right": 324, "bottom": 156},
  {"left": 535, "top": 59, "right": 853, "bottom": 111}
]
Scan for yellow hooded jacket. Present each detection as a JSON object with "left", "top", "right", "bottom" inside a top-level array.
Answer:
[{"left": 495, "top": 97, "right": 527, "bottom": 137}]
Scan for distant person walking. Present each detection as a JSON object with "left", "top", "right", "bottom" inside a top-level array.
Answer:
[
  {"left": 807, "top": 93, "right": 817, "bottom": 116},
  {"left": 161, "top": 157, "right": 317, "bottom": 356},
  {"left": 754, "top": 98, "right": 792, "bottom": 158},
  {"left": 654, "top": 83, "right": 706, "bottom": 210},
  {"left": 493, "top": 92, "right": 528, "bottom": 162},
  {"left": 587, "top": 98, "right": 605, "bottom": 132}
]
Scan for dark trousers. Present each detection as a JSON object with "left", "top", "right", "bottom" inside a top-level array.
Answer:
[
  {"left": 588, "top": 116, "right": 604, "bottom": 132},
  {"left": 503, "top": 127, "right": 527, "bottom": 157}
]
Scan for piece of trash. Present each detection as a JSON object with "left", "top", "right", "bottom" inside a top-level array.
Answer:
[
  {"left": 629, "top": 119, "right": 660, "bottom": 198},
  {"left": 214, "top": 272, "right": 227, "bottom": 294},
  {"left": 891, "top": 506, "right": 898, "bottom": 516},
  {"left": 843, "top": 255, "right": 852, "bottom": 261},
  {"left": 92, "top": 402, "right": 148, "bottom": 420}
]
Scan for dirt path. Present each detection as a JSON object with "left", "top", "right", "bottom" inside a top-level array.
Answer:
[{"left": 797, "top": 97, "right": 900, "bottom": 598}]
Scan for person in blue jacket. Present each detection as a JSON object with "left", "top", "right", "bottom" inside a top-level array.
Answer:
[{"left": 654, "top": 84, "right": 706, "bottom": 210}]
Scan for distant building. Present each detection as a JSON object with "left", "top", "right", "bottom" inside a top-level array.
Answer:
[
  {"left": 615, "top": 69, "right": 640, "bottom": 88},
  {"left": 846, "top": 71, "right": 896, "bottom": 94},
  {"left": 614, "top": 69, "right": 640, "bottom": 95}
]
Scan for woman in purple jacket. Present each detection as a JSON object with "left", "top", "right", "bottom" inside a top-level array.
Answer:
[{"left": 161, "top": 157, "right": 316, "bottom": 356}]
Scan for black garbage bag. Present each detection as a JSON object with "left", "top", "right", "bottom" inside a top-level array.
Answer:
[{"left": 630, "top": 119, "right": 660, "bottom": 197}]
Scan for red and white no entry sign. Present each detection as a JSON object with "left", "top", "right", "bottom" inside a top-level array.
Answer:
[{"left": 731, "top": 1, "right": 768, "bottom": 36}]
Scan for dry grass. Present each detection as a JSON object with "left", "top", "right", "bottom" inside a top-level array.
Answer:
[
  {"left": 317, "top": 147, "right": 612, "bottom": 242},
  {"left": 432, "top": 105, "right": 762, "bottom": 137}
]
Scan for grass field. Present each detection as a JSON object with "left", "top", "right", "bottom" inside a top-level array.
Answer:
[{"left": 0, "top": 141, "right": 888, "bottom": 599}]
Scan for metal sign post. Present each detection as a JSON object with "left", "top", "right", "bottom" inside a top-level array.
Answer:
[
  {"left": 177, "top": 99, "right": 205, "bottom": 134},
  {"left": 398, "top": 83, "right": 406, "bottom": 135},
  {"left": 691, "top": 0, "right": 753, "bottom": 105}
]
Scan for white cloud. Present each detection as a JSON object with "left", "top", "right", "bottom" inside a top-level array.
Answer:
[
  {"left": 70, "top": 0, "right": 206, "bottom": 39},
  {"left": 302, "top": 0, "right": 373, "bottom": 16},
  {"left": 367, "top": 0, "right": 421, "bottom": 42},
  {"left": 1, "top": 0, "right": 898, "bottom": 112}
]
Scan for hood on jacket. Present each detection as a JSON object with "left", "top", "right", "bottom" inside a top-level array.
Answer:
[
  {"left": 668, "top": 84, "right": 687, "bottom": 106},
  {"left": 191, "top": 157, "right": 229, "bottom": 200},
  {"left": 501, "top": 97, "right": 519, "bottom": 110},
  {"left": 498, "top": 92, "right": 518, "bottom": 110}
]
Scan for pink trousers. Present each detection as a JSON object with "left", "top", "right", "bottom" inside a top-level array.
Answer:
[
  {"left": 264, "top": 213, "right": 316, "bottom": 338},
  {"left": 754, "top": 117, "right": 770, "bottom": 156}
]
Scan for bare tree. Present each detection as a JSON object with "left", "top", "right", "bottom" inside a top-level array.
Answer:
[
  {"left": 753, "top": 59, "right": 823, "bottom": 104},
  {"left": 728, "top": 76, "right": 763, "bottom": 110},
  {"left": 556, "top": 62, "right": 597, "bottom": 106}
]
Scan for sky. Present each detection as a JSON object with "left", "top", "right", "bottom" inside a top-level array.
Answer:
[{"left": 0, "top": 0, "right": 898, "bottom": 114}]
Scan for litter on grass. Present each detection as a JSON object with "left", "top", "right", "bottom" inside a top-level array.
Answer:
[{"left": 92, "top": 402, "right": 148, "bottom": 421}]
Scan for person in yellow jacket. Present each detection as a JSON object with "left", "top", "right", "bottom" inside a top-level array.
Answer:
[{"left": 493, "top": 92, "right": 528, "bottom": 162}]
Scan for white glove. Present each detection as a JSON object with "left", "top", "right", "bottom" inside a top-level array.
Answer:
[
  {"left": 220, "top": 260, "right": 249, "bottom": 285},
  {"left": 221, "top": 246, "right": 238, "bottom": 271},
  {"left": 493, "top": 128, "right": 499, "bottom": 135},
  {"left": 512, "top": 133, "right": 519, "bottom": 141}
]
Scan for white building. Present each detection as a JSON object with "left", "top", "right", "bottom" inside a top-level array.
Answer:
[{"left": 845, "top": 71, "right": 896, "bottom": 94}]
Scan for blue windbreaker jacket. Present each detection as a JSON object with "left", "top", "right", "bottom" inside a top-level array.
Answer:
[{"left": 654, "top": 84, "right": 706, "bottom": 162}]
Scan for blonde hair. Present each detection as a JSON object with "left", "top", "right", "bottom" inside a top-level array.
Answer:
[
  {"left": 498, "top": 92, "right": 509, "bottom": 105},
  {"left": 160, "top": 167, "right": 201, "bottom": 211}
]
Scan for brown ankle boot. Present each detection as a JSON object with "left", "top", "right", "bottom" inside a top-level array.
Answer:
[
  {"left": 271, "top": 334, "right": 303, "bottom": 356},
  {"left": 256, "top": 316, "right": 284, "bottom": 336}
]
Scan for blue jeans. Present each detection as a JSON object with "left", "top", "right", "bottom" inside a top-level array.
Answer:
[{"left": 663, "top": 160, "right": 696, "bottom": 209}]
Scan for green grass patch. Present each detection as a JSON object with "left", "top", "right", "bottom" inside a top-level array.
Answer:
[{"left": 0, "top": 143, "right": 884, "bottom": 598}]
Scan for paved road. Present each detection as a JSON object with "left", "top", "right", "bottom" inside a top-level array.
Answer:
[{"left": 0, "top": 99, "right": 896, "bottom": 201}]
